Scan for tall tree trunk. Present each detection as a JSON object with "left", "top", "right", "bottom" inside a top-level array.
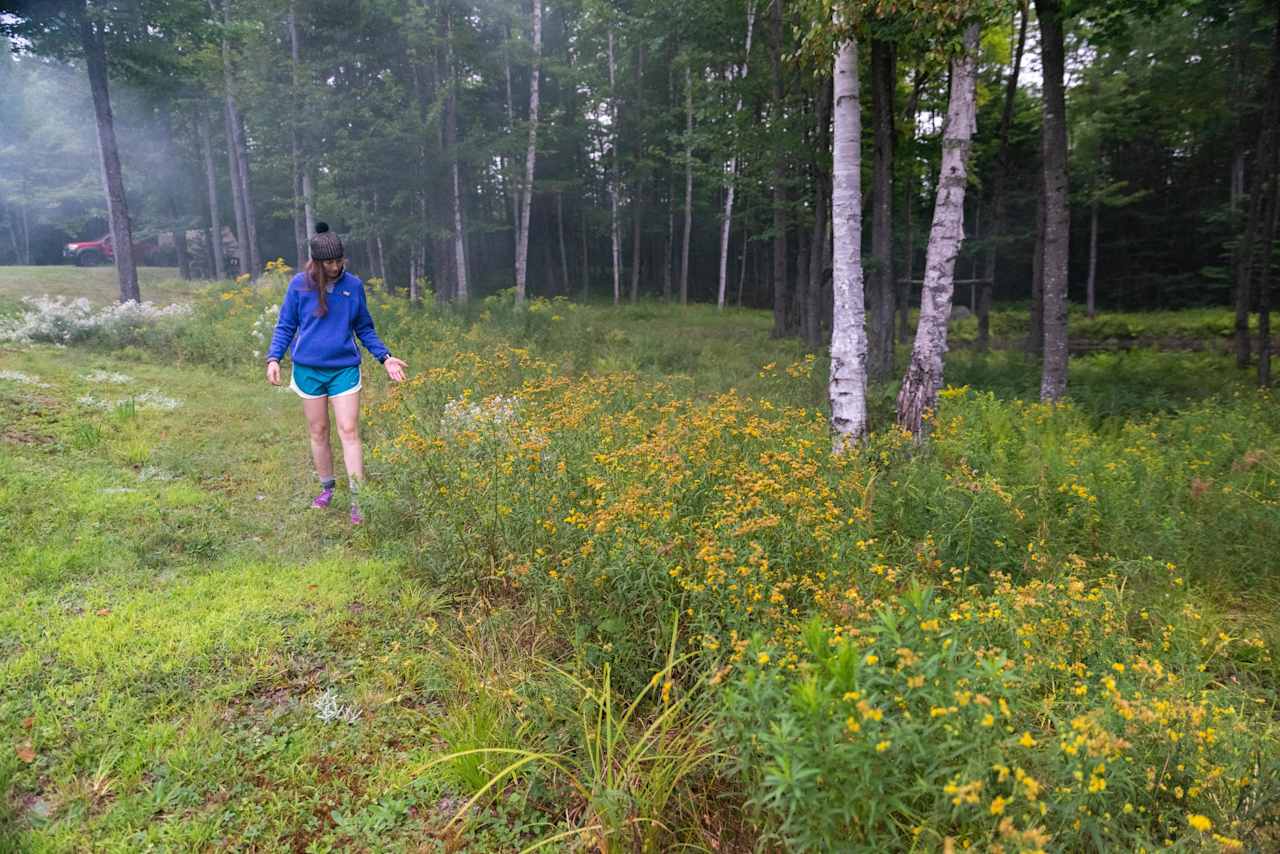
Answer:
[
  {"left": 829, "top": 26, "right": 868, "bottom": 450},
  {"left": 1259, "top": 171, "right": 1278, "bottom": 387},
  {"left": 1237, "top": 5, "right": 1280, "bottom": 368},
  {"left": 768, "top": 0, "right": 788, "bottom": 335},
  {"left": 1037, "top": 0, "right": 1070, "bottom": 402},
  {"left": 719, "top": 3, "right": 757, "bottom": 310},
  {"left": 197, "top": 103, "right": 226, "bottom": 280},
  {"left": 629, "top": 45, "right": 646, "bottom": 303},
  {"left": 223, "top": 99, "right": 249, "bottom": 277},
  {"left": 896, "top": 24, "right": 980, "bottom": 439},
  {"left": 503, "top": 30, "right": 521, "bottom": 262},
  {"left": 230, "top": 110, "right": 260, "bottom": 278},
  {"left": 608, "top": 28, "right": 622, "bottom": 305},
  {"left": 514, "top": 0, "right": 542, "bottom": 306},
  {"left": 175, "top": 229, "right": 191, "bottom": 280},
  {"left": 680, "top": 65, "right": 695, "bottom": 305},
  {"left": 557, "top": 191, "right": 570, "bottom": 295},
  {"left": 1086, "top": 198, "right": 1099, "bottom": 318},
  {"left": 868, "top": 37, "right": 896, "bottom": 378},
  {"left": 287, "top": 4, "right": 307, "bottom": 271},
  {"left": 446, "top": 12, "right": 469, "bottom": 302},
  {"left": 80, "top": 2, "right": 139, "bottom": 303},
  {"left": 1028, "top": 185, "right": 1045, "bottom": 352},
  {"left": 980, "top": 2, "right": 1028, "bottom": 350}
]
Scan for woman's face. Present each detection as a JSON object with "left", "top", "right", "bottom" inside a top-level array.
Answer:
[{"left": 322, "top": 258, "right": 344, "bottom": 280}]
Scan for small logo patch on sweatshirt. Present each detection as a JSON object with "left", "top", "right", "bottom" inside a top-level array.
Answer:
[{"left": 342, "top": 290, "right": 350, "bottom": 296}]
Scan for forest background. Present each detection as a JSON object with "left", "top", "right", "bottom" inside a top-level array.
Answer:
[{"left": 3, "top": 0, "right": 1280, "bottom": 850}]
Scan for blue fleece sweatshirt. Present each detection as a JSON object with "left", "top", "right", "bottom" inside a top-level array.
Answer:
[{"left": 266, "top": 271, "right": 391, "bottom": 368}]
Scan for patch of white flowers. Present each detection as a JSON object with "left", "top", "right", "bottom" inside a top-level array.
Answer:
[
  {"left": 84, "top": 369, "right": 133, "bottom": 384},
  {"left": 312, "top": 689, "right": 362, "bottom": 725},
  {"left": 77, "top": 389, "right": 183, "bottom": 412},
  {"left": 0, "top": 296, "right": 192, "bottom": 346},
  {"left": 441, "top": 394, "right": 520, "bottom": 437},
  {"left": 250, "top": 303, "right": 280, "bottom": 360},
  {"left": 0, "top": 370, "right": 52, "bottom": 388}
]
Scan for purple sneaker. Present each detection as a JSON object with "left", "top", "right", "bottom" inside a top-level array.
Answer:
[
  {"left": 349, "top": 504, "right": 364, "bottom": 525},
  {"left": 311, "top": 486, "right": 335, "bottom": 509}
]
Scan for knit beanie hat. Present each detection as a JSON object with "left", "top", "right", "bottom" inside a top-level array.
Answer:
[{"left": 309, "top": 222, "right": 344, "bottom": 261}]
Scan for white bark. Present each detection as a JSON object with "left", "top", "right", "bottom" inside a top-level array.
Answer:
[
  {"left": 828, "top": 27, "right": 868, "bottom": 451},
  {"left": 895, "top": 24, "right": 981, "bottom": 439},
  {"left": 718, "top": 3, "right": 756, "bottom": 310},
  {"left": 608, "top": 28, "right": 622, "bottom": 305},
  {"left": 446, "top": 13, "right": 469, "bottom": 302},
  {"left": 514, "top": 0, "right": 542, "bottom": 306}
]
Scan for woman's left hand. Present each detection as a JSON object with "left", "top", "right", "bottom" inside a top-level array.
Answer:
[{"left": 384, "top": 356, "right": 408, "bottom": 382}]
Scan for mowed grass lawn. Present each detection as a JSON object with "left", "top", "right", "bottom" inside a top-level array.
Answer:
[
  {"left": 0, "top": 350, "right": 543, "bottom": 848},
  {"left": 0, "top": 266, "right": 209, "bottom": 312}
]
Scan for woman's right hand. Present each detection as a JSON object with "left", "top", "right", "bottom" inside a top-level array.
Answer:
[{"left": 266, "top": 360, "right": 281, "bottom": 385}]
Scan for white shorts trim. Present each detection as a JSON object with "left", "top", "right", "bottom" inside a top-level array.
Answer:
[
  {"left": 329, "top": 381, "right": 363, "bottom": 399},
  {"left": 289, "top": 369, "right": 363, "bottom": 400}
]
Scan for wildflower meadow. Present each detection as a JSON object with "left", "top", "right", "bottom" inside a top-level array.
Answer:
[{"left": 2, "top": 268, "right": 1279, "bottom": 851}]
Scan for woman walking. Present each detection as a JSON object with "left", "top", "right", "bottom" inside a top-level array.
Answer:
[{"left": 266, "top": 224, "right": 408, "bottom": 524}]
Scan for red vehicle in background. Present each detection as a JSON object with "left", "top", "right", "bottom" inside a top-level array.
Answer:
[{"left": 63, "top": 233, "right": 159, "bottom": 267}]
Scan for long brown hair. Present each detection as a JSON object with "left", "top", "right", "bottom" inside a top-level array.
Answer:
[{"left": 304, "top": 258, "right": 341, "bottom": 317}]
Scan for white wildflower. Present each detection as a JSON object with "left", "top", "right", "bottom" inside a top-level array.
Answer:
[
  {"left": 312, "top": 689, "right": 362, "bottom": 724},
  {"left": 84, "top": 370, "right": 133, "bottom": 384},
  {"left": 0, "top": 370, "right": 52, "bottom": 388}
]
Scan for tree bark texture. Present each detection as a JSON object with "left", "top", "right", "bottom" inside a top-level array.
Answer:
[
  {"left": 829, "top": 28, "right": 868, "bottom": 450},
  {"left": 80, "top": 1, "right": 139, "bottom": 303},
  {"left": 629, "top": 45, "right": 646, "bottom": 303},
  {"left": 514, "top": 0, "right": 542, "bottom": 305},
  {"left": 1037, "top": 0, "right": 1070, "bottom": 402},
  {"left": 868, "top": 38, "right": 896, "bottom": 378},
  {"left": 980, "top": 2, "right": 1028, "bottom": 350},
  {"left": 896, "top": 24, "right": 980, "bottom": 439}
]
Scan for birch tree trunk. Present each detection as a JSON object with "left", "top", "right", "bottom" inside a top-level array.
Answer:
[
  {"left": 829, "top": 26, "right": 868, "bottom": 451},
  {"left": 197, "top": 103, "right": 226, "bottom": 281},
  {"left": 446, "top": 12, "right": 469, "bottom": 302},
  {"left": 980, "top": 2, "right": 1027, "bottom": 350},
  {"left": 896, "top": 24, "right": 980, "bottom": 439},
  {"left": 1037, "top": 0, "right": 1070, "bottom": 402},
  {"left": 680, "top": 65, "right": 694, "bottom": 305},
  {"left": 80, "top": 1, "right": 139, "bottom": 303},
  {"left": 868, "top": 37, "right": 896, "bottom": 378},
  {"left": 514, "top": 0, "right": 542, "bottom": 306},
  {"left": 608, "top": 28, "right": 622, "bottom": 305},
  {"left": 718, "top": 3, "right": 757, "bottom": 310}
]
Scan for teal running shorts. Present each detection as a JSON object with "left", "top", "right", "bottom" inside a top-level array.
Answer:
[{"left": 289, "top": 364, "right": 362, "bottom": 399}]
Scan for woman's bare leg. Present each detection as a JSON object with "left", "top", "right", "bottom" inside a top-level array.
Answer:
[
  {"left": 331, "top": 390, "right": 363, "bottom": 484},
  {"left": 303, "top": 396, "right": 333, "bottom": 479}
]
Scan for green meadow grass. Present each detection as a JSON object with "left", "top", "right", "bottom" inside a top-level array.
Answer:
[{"left": 2, "top": 270, "right": 1279, "bottom": 850}]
